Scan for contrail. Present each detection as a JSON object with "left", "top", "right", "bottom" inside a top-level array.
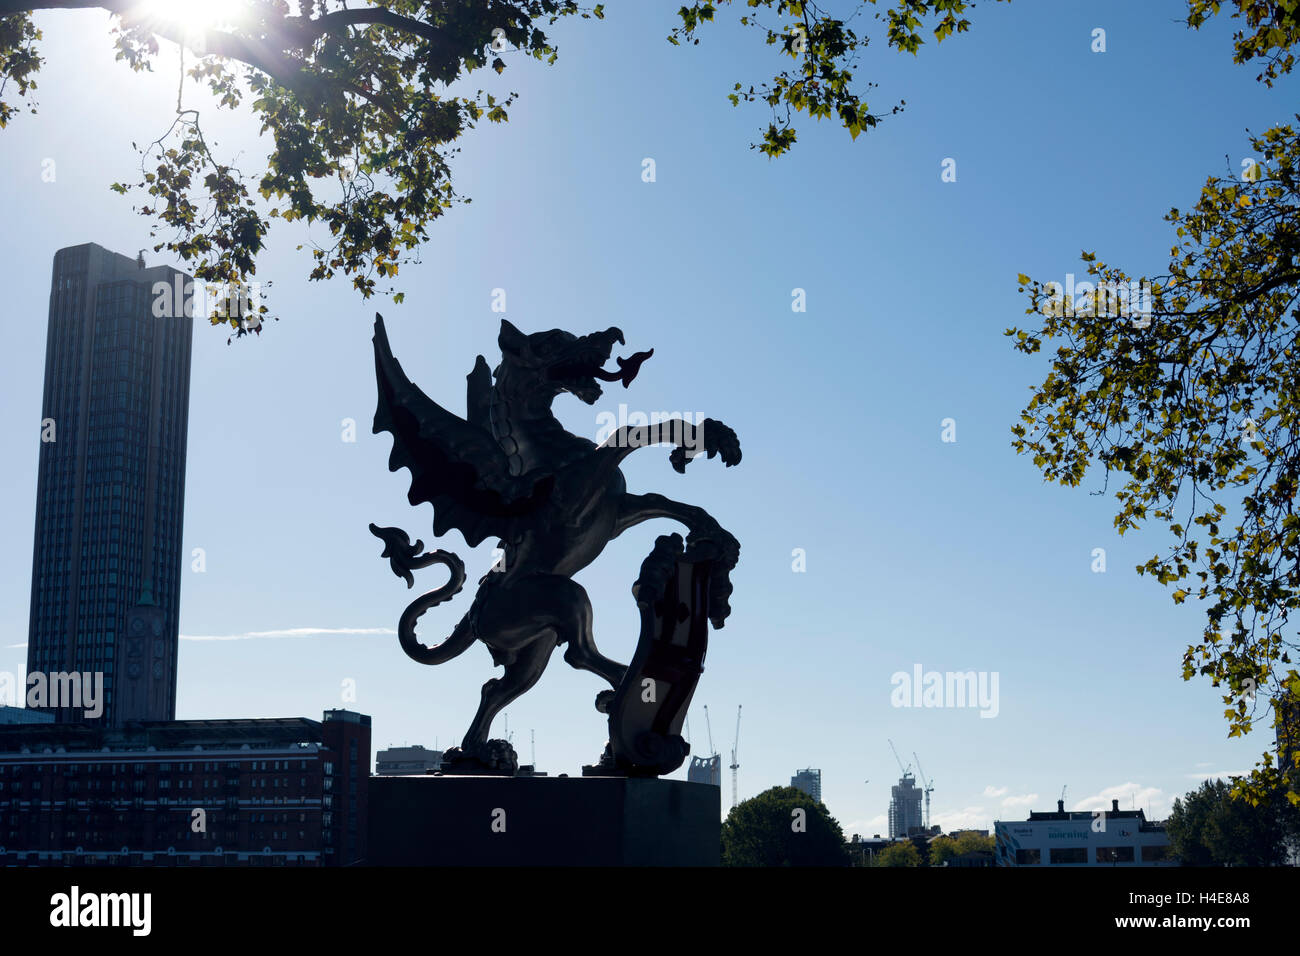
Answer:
[{"left": 180, "top": 626, "right": 396, "bottom": 642}]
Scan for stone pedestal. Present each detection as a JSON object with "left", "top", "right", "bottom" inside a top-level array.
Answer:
[{"left": 366, "top": 775, "right": 719, "bottom": 866}]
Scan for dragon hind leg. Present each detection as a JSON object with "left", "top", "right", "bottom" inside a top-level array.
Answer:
[
  {"left": 547, "top": 576, "right": 628, "bottom": 691},
  {"left": 461, "top": 632, "right": 558, "bottom": 752},
  {"left": 563, "top": 631, "right": 628, "bottom": 692},
  {"left": 475, "top": 574, "right": 628, "bottom": 691}
]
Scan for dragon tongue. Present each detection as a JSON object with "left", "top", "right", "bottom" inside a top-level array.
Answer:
[{"left": 593, "top": 348, "right": 654, "bottom": 388}]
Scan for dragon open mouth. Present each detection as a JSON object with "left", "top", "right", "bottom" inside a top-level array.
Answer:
[
  {"left": 591, "top": 349, "right": 654, "bottom": 388},
  {"left": 549, "top": 329, "right": 654, "bottom": 396}
]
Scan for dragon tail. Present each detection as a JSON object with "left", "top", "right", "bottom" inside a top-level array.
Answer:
[
  {"left": 370, "top": 523, "right": 473, "bottom": 665},
  {"left": 397, "top": 551, "right": 474, "bottom": 665}
]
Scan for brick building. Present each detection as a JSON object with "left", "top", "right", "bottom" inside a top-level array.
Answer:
[{"left": 0, "top": 709, "right": 369, "bottom": 866}]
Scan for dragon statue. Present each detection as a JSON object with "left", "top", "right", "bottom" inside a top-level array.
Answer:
[{"left": 368, "top": 314, "right": 741, "bottom": 775}]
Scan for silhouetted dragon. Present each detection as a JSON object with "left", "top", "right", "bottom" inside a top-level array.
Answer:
[{"left": 369, "top": 315, "right": 740, "bottom": 772}]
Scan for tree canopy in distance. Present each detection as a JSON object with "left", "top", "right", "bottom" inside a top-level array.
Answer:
[
  {"left": 721, "top": 785, "right": 849, "bottom": 866},
  {"left": 1166, "top": 778, "right": 1298, "bottom": 865}
]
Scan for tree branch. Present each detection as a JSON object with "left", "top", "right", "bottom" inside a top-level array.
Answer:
[
  {"left": 0, "top": 1, "right": 458, "bottom": 106},
  {"left": 289, "top": 6, "right": 455, "bottom": 54}
]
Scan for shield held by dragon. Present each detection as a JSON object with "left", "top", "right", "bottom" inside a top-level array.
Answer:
[{"left": 368, "top": 314, "right": 740, "bottom": 775}]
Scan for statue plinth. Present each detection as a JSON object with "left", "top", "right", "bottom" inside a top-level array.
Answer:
[{"left": 366, "top": 775, "right": 720, "bottom": 866}]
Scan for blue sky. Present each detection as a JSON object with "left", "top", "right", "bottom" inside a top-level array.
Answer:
[{"left": 0, "top": 0, "right": 1294, "bottom": 836}]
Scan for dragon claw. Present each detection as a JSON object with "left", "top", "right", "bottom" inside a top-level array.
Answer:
[
  {"left": 670, "top": 419, "right": 741, "bottom": 472},
  {"left": 702, "top": 418, "right": 742, "bottom": 467},
  {"left": 684, "top": 527, "right": 739, "bottom": 629}
]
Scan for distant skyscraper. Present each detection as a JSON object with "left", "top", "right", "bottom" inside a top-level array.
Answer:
[
  {"left": 790, "top": 768, "right": 822, "bottom": 802},
  {"left": 27, "top": 243, "right": 194, "bottom": 726},
  {"left": 889, "top": 772, "right": 924, "bottom": 837}
]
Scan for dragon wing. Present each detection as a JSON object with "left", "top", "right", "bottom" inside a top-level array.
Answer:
[{"left": 372, "top": 314, "right": 552, "bottom": 547}]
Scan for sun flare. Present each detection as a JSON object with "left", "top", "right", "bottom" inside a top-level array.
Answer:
[{"left": 139, "top": 0, "right": 246, "bottom": 31}]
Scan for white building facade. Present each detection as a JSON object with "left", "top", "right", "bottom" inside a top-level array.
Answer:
[{"left": 995, "top": 799, "right": 1174, "bottom": 866}]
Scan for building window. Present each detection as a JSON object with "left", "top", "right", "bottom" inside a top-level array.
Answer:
[
  {"left": 1096, "top": 846, "right": 1134, "bottom": 863},
  {"left": 1049, "top": 847, "right": 1087, "bottom": 864}
]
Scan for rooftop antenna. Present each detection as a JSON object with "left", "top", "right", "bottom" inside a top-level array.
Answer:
[{"left": 530, "top": 729, "right": 535, "bottom": 768}]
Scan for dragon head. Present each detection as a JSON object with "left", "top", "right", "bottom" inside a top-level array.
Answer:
[{"left": 497, "top": 320, "right": 653, "bottom": 406}]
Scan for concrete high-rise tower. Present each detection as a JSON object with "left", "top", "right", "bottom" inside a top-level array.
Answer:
[
  {"left": 790, "top": 768, "right": 822, "bottom": 802},
  {"left": 888, "top": 772, "right": 924, "bottom": 838},
  {"left": 27, "top": 243, "right": 194, "bottom": 725}
]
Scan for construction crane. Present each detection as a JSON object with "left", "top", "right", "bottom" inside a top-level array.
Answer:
[
  {"left": 703, "top": 705, "right": 717, "bottom": 756},
  {"left": 888, "top": 739, "right": 912, "bottom": 778},
  {"left": 1060, "top": 785, "right": 1067, "bottom": 809},
  {"left": 729, "top": 706, "right": 742, "bottom": 809},
  {"left": 913, "top": 752, "right": 934, "bottom": 829}
]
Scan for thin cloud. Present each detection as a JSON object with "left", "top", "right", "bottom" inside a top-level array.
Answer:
[
  {"left": 180, "top": 626, "right": 396, "bottom": 642},
  {"left": 844, "top": 815, "right": 888, "bottom": 836},
  {"left": 5, "top": 643, "right": 27, "bottom": 650},
  {"left": 1001, "top": 792, "right": 1039, "bottom": 809},
  {"left": 1071, "top": 782, "right": 1164, "bottom": 814},
  {"left": 1184, "top": 770, "right": 1247, "bottom": 780},
  {"left": 933, "top": 807, "right": 990, "bottom": 832},
  {"left": 982, "top": 785, "right": 1008, "bottom": 798}
]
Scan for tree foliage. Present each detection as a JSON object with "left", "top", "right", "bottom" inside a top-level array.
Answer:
[
  {"left": 721, "top": 785, "right": 850, "bottom": 866},
  {"left": 927, "top": 830, "right": 992, "bottom": 865},
  {"left": 1187, "top": 0, "right": 1300, "bottom": 85},
  {"left": 0, "top": 0, "right": 996, "bottom": 334},
  {"left": 953, "top": 829, "right": 993, "bottom": 854},
  {"left": 0, "top": 2, "right": 1287, "bottom": 335},
  {"left": 873, "top": 840, "right": 920, "bottom": 866},
  {"left": 1008, "top": 7, "right": 1300, "bottom": 809},
  {"left": 928, "top": 834, "right": 957, "bottom": 865},
  {"left": 670, "top": 0, "right": 1008, "bottom": 157},
  {"left": 2, "top": 0, "right": 603, "bottom": 334},
  {"left": 1167, "top": 778, "right": 1297, "bottom": 865}
]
